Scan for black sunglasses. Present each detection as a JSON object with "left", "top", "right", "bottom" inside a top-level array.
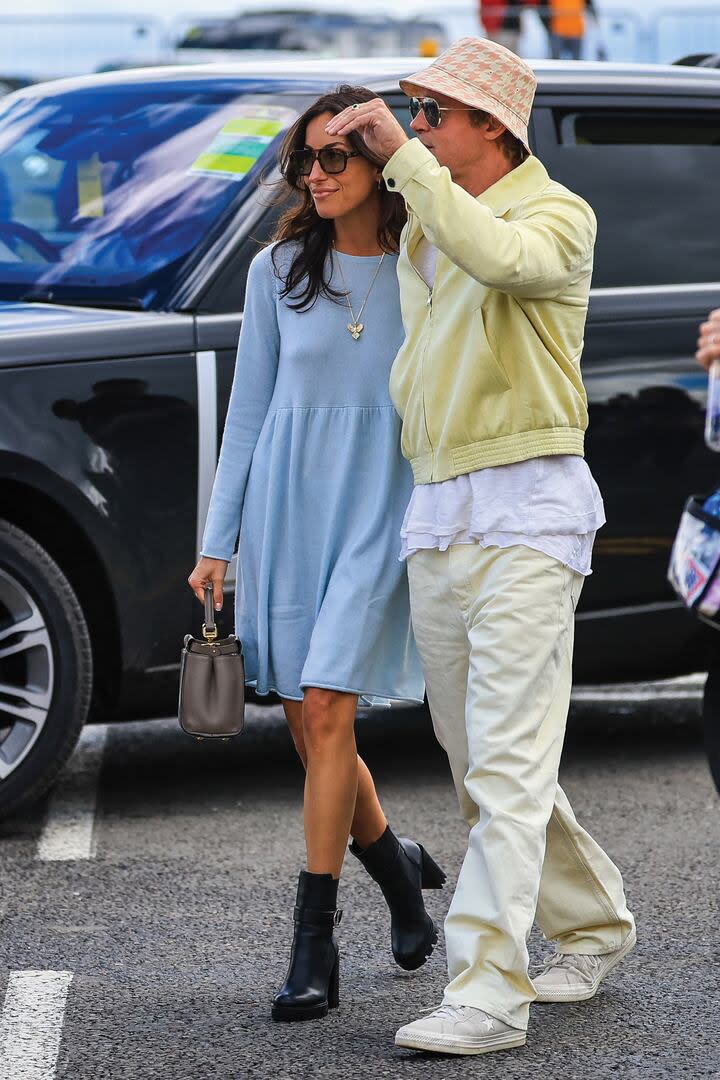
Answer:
[
  {"left": 408, "top": 96, "right": 475, "bottom": 128},
  {"left": 288, "top": 147, "right": 360, "bottom": 178}
]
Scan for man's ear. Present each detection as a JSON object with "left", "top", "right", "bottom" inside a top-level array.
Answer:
[{"left": 482, "top": 115, "right": 508, "bottom": 143}]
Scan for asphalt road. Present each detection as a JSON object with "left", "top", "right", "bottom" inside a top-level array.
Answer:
[{"left": 1, "top": 688, "right": 719, "bottom": 1080}]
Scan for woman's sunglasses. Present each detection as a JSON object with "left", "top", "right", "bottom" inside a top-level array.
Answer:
[
  {"left": 288, "top": 147, "right": 360, "bottom": 178},
  {"left": 408, "top": 96, "right": 475, "bottom": 128}
]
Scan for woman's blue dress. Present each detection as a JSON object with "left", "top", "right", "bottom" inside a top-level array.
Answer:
[{"left": 201, "top": 243, "right": 424, "bottom": 706}]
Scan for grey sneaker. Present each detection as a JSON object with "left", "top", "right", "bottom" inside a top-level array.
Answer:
[
  {"left": 395, "top": 1004, "right": 526, "bottom": 1056},
  {"left": 533, "top": 928, "right": 637, "bottom": 1003}
]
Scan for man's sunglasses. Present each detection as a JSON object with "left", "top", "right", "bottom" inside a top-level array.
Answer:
[
  {"left": 288, "top": 147, "right": 360, "bottom": 178},
  {"left": 408, "top": 96, "right": 475, "bottom": 128}
]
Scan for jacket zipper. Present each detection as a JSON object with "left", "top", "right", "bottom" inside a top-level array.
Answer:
[{"left": 407, "top": 245, "right": 434, "bottom": 461}]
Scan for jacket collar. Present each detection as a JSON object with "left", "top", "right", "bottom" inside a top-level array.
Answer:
[
  {"left": 474, "top": 156, "right": 550, "bottom": 217},
  {"left": 405, "top": 156, "right": 551, "bottom": 260}
]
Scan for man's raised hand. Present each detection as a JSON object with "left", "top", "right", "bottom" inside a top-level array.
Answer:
[{"left": 325, "top": 99, "right": 409, "bottom": 164}]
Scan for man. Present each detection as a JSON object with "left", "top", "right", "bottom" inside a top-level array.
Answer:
[{"left": 327, "top": 37, "right": 635, "bottom": 1056}]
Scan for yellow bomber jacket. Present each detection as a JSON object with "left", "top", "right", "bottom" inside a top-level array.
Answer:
[{"left": 382, "top": 140, "right": 597, "bottom": 484}]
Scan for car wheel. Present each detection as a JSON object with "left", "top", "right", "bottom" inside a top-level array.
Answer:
[
  {"left": 702, "top": 664, "right": 720, "bottom": 796},
  {"left": 0, "top": 520, "right": 92, "bottom": 818}
]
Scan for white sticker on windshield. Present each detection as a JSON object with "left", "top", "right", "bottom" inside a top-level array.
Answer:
[{"left": 190, "top": 105, "right": 297, "bottom": 181}]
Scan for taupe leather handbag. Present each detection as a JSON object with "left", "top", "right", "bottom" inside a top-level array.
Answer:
[{"left": 178, "top": 585, "right": 245, "bottom": 739}]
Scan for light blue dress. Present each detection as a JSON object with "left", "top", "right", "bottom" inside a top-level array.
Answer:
[{"left": 201, "top": 243, "right": 424, "bottom": 706}]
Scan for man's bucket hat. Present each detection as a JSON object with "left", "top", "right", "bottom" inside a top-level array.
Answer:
[{"left": 400, "top": 36, "right": 537, "bottom": 156}]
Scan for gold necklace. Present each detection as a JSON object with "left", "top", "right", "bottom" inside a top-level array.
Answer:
[{"left": 333, "top": 246, "right": 386, "bottom": 340}]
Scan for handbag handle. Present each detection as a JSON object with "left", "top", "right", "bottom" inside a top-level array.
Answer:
[{"left": 202, "top": 584, "right": 218, "bottom": 641}]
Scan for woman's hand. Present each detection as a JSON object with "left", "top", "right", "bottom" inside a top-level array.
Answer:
[
  {"left": 187, "top": 556, "right": 229, "bottom": 611},
  {"left": 696, "top": 309, "right": 720, "bottom": 371}
]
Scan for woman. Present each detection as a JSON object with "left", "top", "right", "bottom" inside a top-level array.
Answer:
[{"left": 187, "top": 86, "right": 445, "bottom": 1022}]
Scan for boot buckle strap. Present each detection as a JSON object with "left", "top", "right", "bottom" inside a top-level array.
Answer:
[{"left": 293, "top": 906, "right": 343, "bottom": 928}]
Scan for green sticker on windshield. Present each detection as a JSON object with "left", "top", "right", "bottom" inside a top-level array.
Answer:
[{"left": 190, "top": 105, "right": 297, "bottom": 181}]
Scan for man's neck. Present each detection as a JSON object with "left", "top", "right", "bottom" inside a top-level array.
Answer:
[{"left": 453, "top": 156, "right": 517, "bottom": 199}]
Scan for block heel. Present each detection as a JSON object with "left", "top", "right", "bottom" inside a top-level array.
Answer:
[
  {"left": 328, "top": 953, "right": 340, "bottom": 1009},
  {"left": 419, "top": 845, "right": 447, "bottom": 889}
]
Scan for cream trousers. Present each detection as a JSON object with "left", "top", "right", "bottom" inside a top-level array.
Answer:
[{"left": 407, "top": 543, "right": 635, "bottom": 1031}]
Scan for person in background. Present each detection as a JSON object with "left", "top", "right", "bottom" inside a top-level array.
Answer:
[
  {"left": 543, "top": 0, "right": 605, "bottom": 60},
  {"left": 187, "top": 85, "right": 445, "bottom": 1024},
  {"left": 696, "top": 308, "right": 720, "bottom": 374},
  {"left": 696, "top": 306, "right": 720, "bottom": 795},
  {"left": 480, "top": 0, "right": 522, "bottom": 54}
]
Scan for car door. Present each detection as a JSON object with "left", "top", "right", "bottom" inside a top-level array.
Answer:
[
  {"left": 533, "top": 92, "right": 720, "bottom": 680},
  {"left": 190, "top": 171, "right": 290, "bottom": 597}
]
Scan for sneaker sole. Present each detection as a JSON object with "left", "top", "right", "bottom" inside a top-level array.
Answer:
[
  {"left": 395, "top": 1029, "right": 526, "bottom": 1055},
  {"left": 533, "top": 928, "right": 637, "bottom": 1003}
]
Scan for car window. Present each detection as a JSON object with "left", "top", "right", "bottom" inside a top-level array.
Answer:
[
  {"left": 538, "top": 105, "right": 720, "bottom": 289},
  {"left": 0, "top": 83, "right": 305, "bottom": 308}
]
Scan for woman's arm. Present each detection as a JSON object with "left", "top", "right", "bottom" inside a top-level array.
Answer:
[{"left": 199, "top": 248, "right": 281, "bottom": 562}]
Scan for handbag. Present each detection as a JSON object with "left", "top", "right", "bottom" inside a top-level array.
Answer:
[
  {"left": 668, "top": 493, "right": 720, "bottom": 629},
  {"left": 178, "top": 584, "right": 246, "bottom": 738}
]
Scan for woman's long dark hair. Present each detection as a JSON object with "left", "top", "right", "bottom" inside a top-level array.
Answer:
[{"left": 270, "top": 85, "right": 407, "bottom": 312}]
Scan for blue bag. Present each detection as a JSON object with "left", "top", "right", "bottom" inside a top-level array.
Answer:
[{"left": 668, "top": 491, "right": 720, "bottom": 627}]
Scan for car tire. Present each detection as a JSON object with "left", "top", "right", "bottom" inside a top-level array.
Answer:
[
  {"left": 702, "top": 664, "right": 720, "bottom": 796},
  {"left": 0, "top": 520, "right": 93, "bottom": 819}
]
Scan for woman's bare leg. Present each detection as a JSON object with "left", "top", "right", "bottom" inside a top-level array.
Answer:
[{"left": 282, "top": 693, "right": 387, "bottom": 872}]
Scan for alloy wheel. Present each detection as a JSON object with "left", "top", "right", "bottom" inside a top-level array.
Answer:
[{"left": 0, "top": 567, "right": 55, "bottom": 781}]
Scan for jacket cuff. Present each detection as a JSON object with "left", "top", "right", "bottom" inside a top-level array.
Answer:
[{"left": 383, "top": 139, "right": 436, "bottom": 194}]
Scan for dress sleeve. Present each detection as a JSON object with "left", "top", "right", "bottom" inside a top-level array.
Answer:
[{"left": 200, "top": 248, "right": 280, "bottom": 561}]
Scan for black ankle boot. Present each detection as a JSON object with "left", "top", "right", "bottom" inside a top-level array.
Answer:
[
  {"left": 350, "top": 825, "right": 446, "bottom": 971},
  {"left": 271, "top": 871, "right": 341, "bottom": 1022}
]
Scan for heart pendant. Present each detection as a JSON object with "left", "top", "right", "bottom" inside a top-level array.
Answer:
[{"left": 348, "top": 322, "right": 363, "bottom": 340}]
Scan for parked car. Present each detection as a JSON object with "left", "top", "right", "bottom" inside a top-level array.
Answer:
[
  {"left": 675, "top": 53, "right": 720, "bottom": 68},
  {"left": 0, "top": 76, "right": 32, "bottom": 97},
  {"left": 1, "top": 58, "right": 720, "bottom": 818},
  {"left": 176, "top": 11, "right": 447, "bottom": 56}
]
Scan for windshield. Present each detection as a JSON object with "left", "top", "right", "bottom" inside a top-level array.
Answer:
[{"left": 0, "top": 81, "right": 300, "bottom": 308}]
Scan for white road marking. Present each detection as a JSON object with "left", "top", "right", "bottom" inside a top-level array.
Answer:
[
  {"left": 36, "top": 725, "right": 108, "bottom": 862},
  {"left": 0, "top": 971, "right": 72, "bottom": 1080}
]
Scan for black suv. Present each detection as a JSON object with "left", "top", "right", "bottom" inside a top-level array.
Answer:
[{"left": 1, "top": 59, "right": 719, "bottom": 817}]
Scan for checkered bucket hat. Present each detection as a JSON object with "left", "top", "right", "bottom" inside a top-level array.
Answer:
[{"left": 400, "top": 37, "right": 537, "bottom": 156}]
